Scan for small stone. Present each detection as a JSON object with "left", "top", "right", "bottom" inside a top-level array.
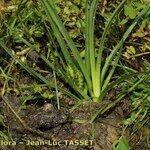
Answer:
[{"left": 43, "top": 103, "right": 54, "bottom": 112}]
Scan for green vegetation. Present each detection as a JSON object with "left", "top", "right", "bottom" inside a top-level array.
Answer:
[
  {"left": 1, "top": 0, "right": 149, "bottom": 102},
  {"left": 0, "top": 0, "right": 150, "bottom": 150}
]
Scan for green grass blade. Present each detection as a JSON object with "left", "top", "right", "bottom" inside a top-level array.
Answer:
[
  {"left": 91, "top": 75, "right": 147, "bottom": 122},
  {"left": 39, "top": 55, "right": 88, "bottom": 99},
  {"left": 96, "top": 0, "right": 126, "bottom": 91},
  {"left": 85, "top": 0, "right": 91, "bottom": 75},
  {"left": 85, "top": 0, "right": 99, "bottom": 98},
  {"left": 40, "top": 0, "right": 92, "bottom": 92},
  {"left": 41, "top": 10, "right": 74, "bottom": 66},
  {"left": 43, "top": 20, "right": 67, "bottom": 68},
  {"left": 99, "top": 70, "right": 150, "bottom": 101},
  {"left": 40, "top": 55, "right": 89, "bottom": 99},
  {"left": 15, "top": 36, "right": 89, "bottom": 99},
  {"left": 23, "top": 31, "right": 90, "bottom": 99},
  {"left": 85, "top": 0, "right": 98, "bottom": 75},
  {"left": 0, "top": 41, "right": 81, "bottom": 101},
  {"left": 102, "top": 55, "right": 121, "bottom": 91},
  {"left": 101, "top": 3, "right": 150, "bottom": 84}
]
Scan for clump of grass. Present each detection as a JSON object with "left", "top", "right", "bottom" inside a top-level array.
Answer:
[
  {"left": 38, "top": 0, "right": 150, "bottom": 102},
  {"left": 0, "top": 0, "right": 150, "bottom": 104}
]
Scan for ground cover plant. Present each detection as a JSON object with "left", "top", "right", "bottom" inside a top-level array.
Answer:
[{"left": 0, "top": 0, "right": 150, "bottom": 150}]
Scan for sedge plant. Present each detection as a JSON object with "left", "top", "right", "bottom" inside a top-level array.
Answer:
[
  {"left": 0, "top": 0, "right": 150, "bottom": 103},
  {"left": 38, "top": 0, "right": 150, "bottom": 102}
]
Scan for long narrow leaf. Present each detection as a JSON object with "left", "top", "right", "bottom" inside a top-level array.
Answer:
[
  {"left": 102, "top": 52, "right": 122, "bottom": 91},
  {"left": 0, "top": 41, "right": 81, "bottom": 101},
  {"left": 99, "top": 70, "right": 150, "bottom": 101},
  {"left": 17, "top": 36, "right": 90, "bottom": 99},
  {"left": 85, "top": 0, "right": 99, "bottom": 98},
  {"left": 101, "top": 3, "right": 150, "bottom": 84},
  {"left": 17, "top": 31, "right": 90, "bottom": 100},
  {"left": 41, "top": 9, "right": 74, "bottom": 65},
  {"left": 92, "top": 76, "right": 146, "bottom": 122},
  {"left": 96, "top": 0, "right": 126, "bottom": 92},
  {"left": 40, "top": 0, "right": 92, "bottom": 92},
  {"left": 85, "top": 0, "right": 98, "bottom": 75}
]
